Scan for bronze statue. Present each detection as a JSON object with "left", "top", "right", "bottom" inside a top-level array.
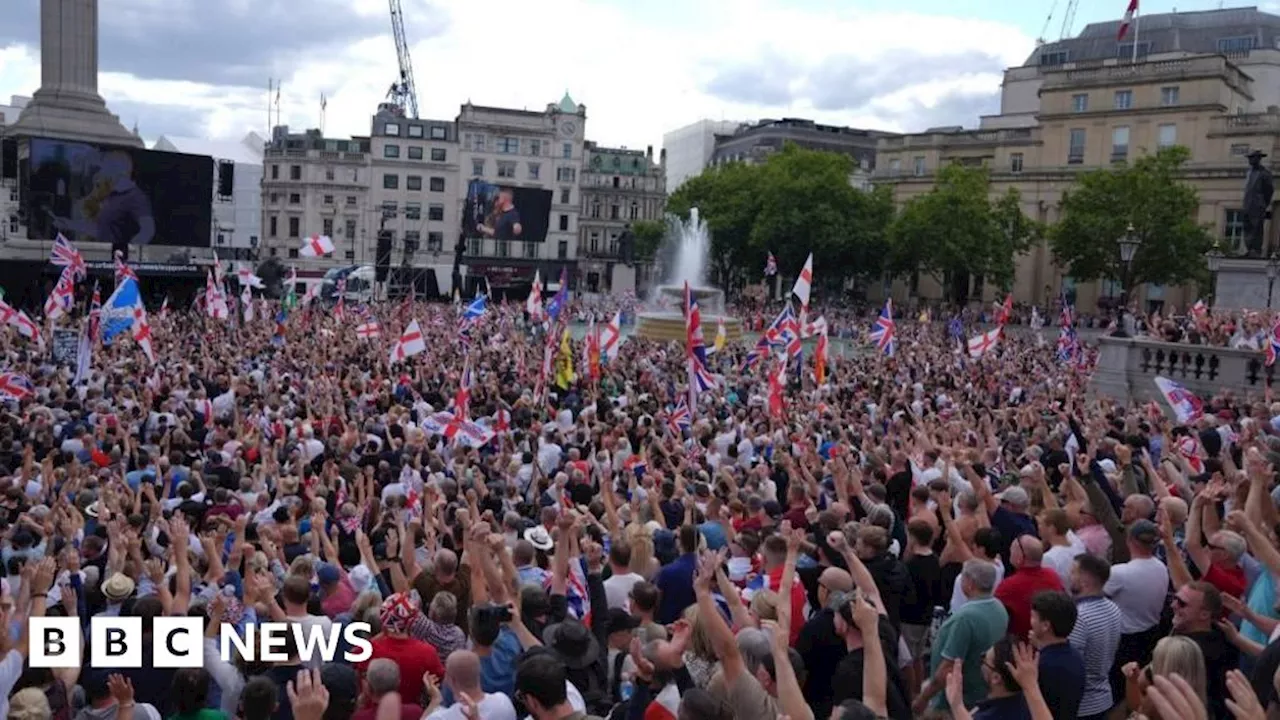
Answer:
[{"left": 1244, "top": 149, "right": 1274, "bottom": 257}]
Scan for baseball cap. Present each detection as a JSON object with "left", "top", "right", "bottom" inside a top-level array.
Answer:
[{"left": 998, "top": 486, "right": 1030, "bottom": 508}]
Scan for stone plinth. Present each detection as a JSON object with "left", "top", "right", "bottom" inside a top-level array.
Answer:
[
  {"left": 1213, "top": 256, "right": 1280, "bottom": 310},
  {"left": 1090, "top": 335, "right": 1273, "bottom": 404},
  {"left": 633, "top": 312, "right": 744, "bottom": 343},
  {"left": 6, "top": 0, "right": 141, "bottom": 147}
]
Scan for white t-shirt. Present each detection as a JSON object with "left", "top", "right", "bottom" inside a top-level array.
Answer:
[
  {"left": 287, "top": 614, "right": 334, "bottom": 669},
  {"left": 950, "top": 558, "right": 1006, "bottom": 613},
  {"left": 1042, "top": 532, "right": 1086, "bottom": 587},
  {"left": 604, "top": 572, "right": 644, "bottom": 611},
  {"left": 1104, "top": 556, "right": 1169, "bottom": 634},
  {"left": 427, "top": 693, "right": 516, "bottom": 720}
]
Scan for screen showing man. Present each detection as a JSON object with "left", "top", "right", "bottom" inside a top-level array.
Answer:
[
  {"left": 25, "top": 138, "right": 214, "bottom": 252},
  {"left": 476, "top": 186, "right": 522, "bottom": 241}
]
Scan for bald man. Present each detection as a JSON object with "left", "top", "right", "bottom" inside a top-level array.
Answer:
[
  {"left": 995, "top": 535, "right": 1065, "bottom": 637},
  {"left": 424, "top": 650, "right": 517, "bottom": 720},
  {"left": 796, "top": 566, "right": 854, "bottom": 717}
]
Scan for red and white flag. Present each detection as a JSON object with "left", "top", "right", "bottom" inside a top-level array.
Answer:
[
  {"left": 1155, "top": 375, "right": 1204, "bottom": 425},
  {"left": 768, "top": 354, "right": 787, "bottom": 419},
  {"left": 389, "top": 319, "right": 426, "bottom": 365},
  {"left": 355, "top": 321, "right": 381, "bottom": 340},
  {"left": 526, "top": 269, "right": 543, "bottom": 320},
  {"left": 132, "top": 305, "right": 155, "bottom": 364},
  {"left": 994, "top": 294, "right": 1013, "bottom": 326},
  {"left": 44, "top": 267, "right": 76, "bottom": 321},
  {"left": 791, "top": 252, "right": 813, "bottom": 307},
  {"left": 205, "top": 271, "right": 229, "bottom": 320},
  {"left": 1118, "top": 0, "right": 1139, "bottom": 40},
  {"left": 50, "top": 234, "right": 86, "bottom": 282},
  {"left": 10, "top": 310, "right": 42, "bottom": 347},
  {"left": 967, "top": 328, "right": 1001, "bottom": 358},
  {"left": 299, "top": 234, "right": 335, "bottom": 258},
  {"left": 240, "top": 285, "right": 254, "bottom": 323},
  {"left": 602, "top": 311, "right": 623, "bottom": 362}
]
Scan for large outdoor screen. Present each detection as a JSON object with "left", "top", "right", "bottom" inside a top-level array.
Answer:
[
  {"left": 461, "top": 179, "right": 553, "bottom": 243},
  {"left": 24, "top": 138, "right": 214, "bottom": 248}
]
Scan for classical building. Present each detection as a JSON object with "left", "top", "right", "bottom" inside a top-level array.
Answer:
[
  {"left": 455, "top": 94, "right": 586, "bottom": 292},
  {"left": 259, "top": 126, "right": 372, "bottom": 271},
  {"left": 711, "top": 118, "right": 896, "bottom": 185},
  {"left": 874, "top": 7, "right": 1280, "bottom": 313},
  {"left": 154, "top": 132, "right": 266, "bottom": 261},
  {"left": 662, "top": 119, "right": 744, "bottom": 191},
  {"left": 578, "top": 142, "right": 666, "bottom": 294}
]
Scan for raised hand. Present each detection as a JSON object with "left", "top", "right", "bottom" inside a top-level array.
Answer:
[
  {"left": 286, "top": 668, "right": 330, "bottom": 720},
  {"left": 1146, "top": 673, "right": 1208, "bottom": 720},
  {"left": 1004, "top": 642, "right": 1039, "bottom": 689}
]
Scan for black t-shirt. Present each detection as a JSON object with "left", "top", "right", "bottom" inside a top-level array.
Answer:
[
  {"left": 900, "top": 552, "right": 943, "bottom": 625},
  {"left": 796, "top": 609, "right": 847, "bottom": 719},
  {"left": 494, "top": 208, "right": 521, "bottom": 241},
  {"left": 1251, "top": 636, "right": 1280, "bottom": 707},
  {"left": 884, "top": 470, "right": 912, "bottom": 520},
  {"left": 1177, "top": 627, "right": 1238, "bottom": 720},
  {"left": 829, "top": 615, "right": 912, "bottom": 720}
]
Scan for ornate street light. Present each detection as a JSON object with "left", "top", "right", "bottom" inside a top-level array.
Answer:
[{"left": 1112, "top": 223, "right": 1141, "bottom": 338}]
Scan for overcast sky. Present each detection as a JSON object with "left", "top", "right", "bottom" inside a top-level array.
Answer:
[{"left": 0, "top": 0, "right": 1263, "bottom": 150}]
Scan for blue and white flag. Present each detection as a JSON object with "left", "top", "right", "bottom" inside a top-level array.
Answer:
[{"left": 101, "top": 277, "right": 141, "bottom": 344}]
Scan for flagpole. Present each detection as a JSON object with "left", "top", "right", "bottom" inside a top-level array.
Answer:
[{"left": 1132, "top": 4, "right": 1140, "bottom": 64}]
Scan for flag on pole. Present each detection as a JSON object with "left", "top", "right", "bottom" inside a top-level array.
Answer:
[
  {"left": 237, "top": 268, "right": 265, "bottom": 289},
  {"left": 101, "top": 276, "right": 141, "bottom": 342},
  {"left": 50, "top": 234, "right": 86, "bottom": 282},
  {"left": 545, "top": 269, "right": 569, "bottom": 322},
  {"left": 602, "top": 311, "right": 623, "bottom": 362},
  {"left": 43, "top": 267, "right": 76, "bottom": 321},
  {"left": 587, "top": 319, "right": 602, "bottom": 381},
  {"left": 868, "top": 300, "right": 896, "bottom": 357},
  {"left": 132, "top": 305, "right": 155, "bottom": 363},
  {"left": 1118, "top": 0, "right": 1139, "bottom": 40},
  {"left": 768, "top": 354, "right": 787, "bottom": 419},
  {"left": 240, "top": 285, "right": 254, "bottom": 323},
  {"left": 815, "top": 326, "right": 829, "bottom": 385},
  {"left": 712, "top": 316, "right": 726, "bottom": 354},
  {"left": 1154, "top": 375, "right": 1204, "bottom": 424},
  {"left": 454, "top": 353, "right": 474, "bottom": 420},
  {"left": 355, "top": 320, "right": 381, "bottom": 340},
  {"left": 0, "top": 373, "right": 34, "bottom": 401},
  {"left": 967, "top": 328, "right": 1001, "bottom": 358},
  {"left": 791, "top": 253, "right": 813, "bottom": 307},
  {"left": 299, "top": 234, "right": 335, "bottom": 257},
  {"left": 526, "top": 269, "right": 543, "bottom": 320},
  {"left": 994, "top": 294, "right": 1013, "bottom": 326},
  {"left": 555, "top": 328, "right": 575, "bottom": 389},
  {"left": 389, "top": 319, "right": 427, "bottom": 365}
]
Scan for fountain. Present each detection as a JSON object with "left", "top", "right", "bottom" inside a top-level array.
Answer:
[{"left": 634, "top": 208, "right": 745, "bottom": 343}]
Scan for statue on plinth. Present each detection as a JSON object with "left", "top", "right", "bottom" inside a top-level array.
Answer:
[{"left": 1243, "top": 149, "right": 1274, "bottom": 257}]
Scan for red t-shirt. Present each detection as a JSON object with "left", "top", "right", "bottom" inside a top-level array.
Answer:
[
  {"left": 352, "top": 704, "right": 422, "bottom": 720},
  {"left": 363, "top": 635, "right": 445, "bottom": 701},
  {"left": 994, "top": 566, "right": 1065, "bottom": 638},
  {"left": 763, "top": 565, "right": 807, "bottom": 647},
  {"left": 1204, "top": 562, "right": 1247, "bottom": 599}
]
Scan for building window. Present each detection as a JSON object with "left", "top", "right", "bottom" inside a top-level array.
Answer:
[
  {"left": 473, "top": 159, "right": 485, "bottom": 176},
  {"left": 629, "top": 202, "right": 639, "bottom": 220},
  {"left": 560, "top": 187, "right": 571, "bottom": 204},
  {"left": 530, "top": 140, "right": 541, "bottom": 156},
  {"left": 407, "top": 125, "right": 423, "bottom": 138},
  {"left": 271, "top": 165, "right": 280, "bottom": 180},
  {"left": 912, "top": 156, "right": 925, "bottom": 176},
  {"left": 290, "top": 165, "right": 302, "bottom": 180},
  {"left": 385, "top": 123, "right": 400, "bottom": 136},
  {"left": 325, "top": 167, "right": 335, "bottom": 181},
  {"left": 497, "top": 161, "right": 517, "bottom": 178},
  {"left": 529, "top": 163, "right": 541, "bottom": 179},
  {"left": 1010, "top": 153, "right": 1024, "bottom": 173},
  {"left": 612, "top": 177, "right": 621, "bottom": 188},
  {"left": 1158, "top": 124, "right": 1177, "bottom": 148},
  {"left": 1114, "top": 90, "right": 1133, "bottom": 110},
  {"left": 407, "top": 175, "right": 423, "bottom": 191},
  {"left": 558, "top": 214, "right": 569, "bottom": 231},
  {"left": 1218, "top": 36, "right": 1257, "bottom": 54},
  {"left": 1231, "top": 143, "right": 1252, "bottom": 156},
  {"left": 591, "top": 203, "right": 600, "bottom": 218},
  {"left": 556, "top": 167, "right": 575, "bottom": 182},
  {"left": 560, "top": 143, "right": 570, "bottom": 159},
  {"left": 1111, "top": 126, "right": 1130, "bottom": 160},
  {"left": 322, "top": 218, "right": 334, "bottom": 236},
  {"left": 345, "top": 219, "right": 357, "bottom": 240},
  {"left": 589, "top": 231, "right": 600, "bottom": 253},
  {"left": 383, "top": 174, "right": 399, "bottom": 189},
  {"left": 289, "top": 193, "right": 300, "bottom": 204},
  {"left": 428, "top": 204, "right": 444, "bottom": 221},
  {"left": 408, "top": 147, "right": 423, "bottom": 160},
  {"left": 497, "top": 137, "right": 520, "bottom": 154},
  {"left": 381, "top": 202, "right": 397, "bottom": 219},
  {"left": 1225, "top": 209, "right": 1246, "bottom": 250},
  {"left": 1039, "top": 50, "right": 1068, "bottom": 66},
  {"left": 269, "top": 192, "right": 280, "bottom": 204},
  {"left": 269, "top": 216, "right": 278, "bottom": 237},
  {"left": 404, "top": 231, "right": 420, "bottom": 253},
  {"left": 430, "top": 126, "right": 447, "bottom": 140},
  {"left": 344, "top": 250, "right": 355, "bottom": 260},
  {"left": 524, "top": 242, "right": 538, "bottom": 259},
  {"left": 429, "top": 177, "right": 445, "bottom": 192},
  {"left": 384, "top": 144, "right": 401, "bottom": 158},
  {"left": 288, "top": 249, "right": 298, "bottom": 259},
  {"left": 346, "top": 196, "right": 357, "bottom": 206},
  {"left": 611, "top": 204, "right": 620, "bottom": 220},
  {"left": 427, "top": 232, "right": 443, "bottom": 251},
  {"left": 1072, "top": 94, "right": 1088, "bottom": 112},
  {"left": 431, "top": 148, "right": 446, "bottom": 162},
  {"left": 405, "top": 203, "right": 421, "bottom": 220},
  {"left": 323, "top": 195, "right": 334, "bottom": 205},
  {"left": 1160, "top": 86, "right": 1180, "bottom": 106},
  {"left": 558, "top": 240, "right": 568, "bottom": 259},
  {"left": 1068, "top": 128, "right": 1086, "bottom": 163},
  {"left": 288, "top": 217, "right": 300, "bottom": 237},
  {"left": 472, "top": 134, "right": 486, "bottom": 151},
  {"left": 888, "top": 159, "right": 901, "bottom": 174},
  {"left": 352, "top": 168, "right": 359, "bottom": 183},
  {"left": 1116, "top": 42, "right": 1150, "bottom": 59}
]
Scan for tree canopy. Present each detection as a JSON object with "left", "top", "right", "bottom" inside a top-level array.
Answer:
[{"left": 1049, "top": 146, "right": 1213, "bottom": 287}]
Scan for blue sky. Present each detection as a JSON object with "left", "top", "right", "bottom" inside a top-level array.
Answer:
[{"left": 0, "top": 0, "right": 1270, "bottom": 149}]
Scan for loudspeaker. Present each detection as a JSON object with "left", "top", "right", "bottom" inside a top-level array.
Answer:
[
  {"left": 217, "top": 161, "right": 235, "bottom": 197},
  {"left": 375, "top": 231, "right": 392, "bottom": 282}
]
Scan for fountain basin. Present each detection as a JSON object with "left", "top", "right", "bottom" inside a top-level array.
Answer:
[{"left": 634, "top": 311, "right": 745, "bottom": 344}]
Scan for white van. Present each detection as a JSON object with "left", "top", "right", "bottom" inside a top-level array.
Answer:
[{"left": 320, "top": 265, "right": 377, "bottom": 304}]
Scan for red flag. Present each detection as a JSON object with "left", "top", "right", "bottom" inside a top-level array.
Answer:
[{"left": 1118, "top": 0, "right": 1138, "bottom": 40}]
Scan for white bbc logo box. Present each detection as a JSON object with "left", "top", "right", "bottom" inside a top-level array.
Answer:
[{"left": 30, "top": 616, "right": 204, "bottom": 668}]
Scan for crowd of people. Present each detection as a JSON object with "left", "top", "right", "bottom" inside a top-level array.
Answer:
[{"left": 0, "top": 285, "right": 1279, "bottom": 720}]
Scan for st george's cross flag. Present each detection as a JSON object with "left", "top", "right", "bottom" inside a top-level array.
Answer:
[
  {"left": 389, "top": 319, "right": 427, "bottom": 365},
  {"left": 299, "top": 234, "right": 335, "bottom": 258}
]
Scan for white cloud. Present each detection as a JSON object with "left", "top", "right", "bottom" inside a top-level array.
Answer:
[{"left": 0, "top": 0, "right": 1037, "bottom": 149}]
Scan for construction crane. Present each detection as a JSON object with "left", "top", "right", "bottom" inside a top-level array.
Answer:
[
  {"left": 1059, "top": 0, "right": 1080, "bottom": 41},
  {"left": 386, "top": 0, "right": 419, "bottom": 119}
]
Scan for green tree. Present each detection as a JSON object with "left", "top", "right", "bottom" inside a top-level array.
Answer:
[
  {"left": 1049, "top": 146, "right": 1213, "bottom": 288},
  {"left": 887, "top": 164, "right": 1038, "bottom": 303},
  {"left": 630, "top": 219, "right": 666, "bottom": 260}
]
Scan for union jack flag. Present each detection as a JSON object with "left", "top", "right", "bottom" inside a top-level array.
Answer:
[
  {"left": 114, "top": 251, "right": 137, "bottom": 285},
  {"left": 87, "top": 283, "right": 102, "bottom": 342},
  {"left": 667, "top": 397, "right": 691, "bottom": 436},
  {"left": 744, "top": 305, "right": 801, "bottom": 369},
  {"left": 50, "top": 234, "right": 86, "bottom": 281},
  {"left": 684, "top": 283, "right": 717, "bottom": 406},
  {"left": 454, "top": 354, "right": 474, "bottom": 420},
  {"left": 0, "top": 373, "right": 34, "bottom": 401},
  {"left": 868, "top": 299, "right": 896, "bottom": 357},
  {"left": 1269, "top": 319, "right": 1280, "bottom": 367}
]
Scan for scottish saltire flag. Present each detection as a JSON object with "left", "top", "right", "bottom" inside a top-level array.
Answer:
[
  {"left": 460, "top": 294, "right": 487, "bottom": 330},
  {"left": 101, "top": 276, "right": 141, "bottom": 343},
  {"left": 868, "top": 299, "right": 896, "bottom": 357}
]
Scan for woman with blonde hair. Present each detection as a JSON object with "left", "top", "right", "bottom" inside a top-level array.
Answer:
[
  {"left": 625, "top": 523, "right": 659, "bottom": 580},
  {"left": 1122, "top": 635, "right": 1207, "bottom": 718},
  {"left": 680, "top": 604, "right": 720, "bottom": 689}
]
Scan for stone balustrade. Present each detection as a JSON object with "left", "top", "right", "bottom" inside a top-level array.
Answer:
[{"left": 1090, "top": 335, "right": 1274, "bottom": 403}]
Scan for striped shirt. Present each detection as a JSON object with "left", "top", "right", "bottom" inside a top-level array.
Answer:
[{"left": 1068, "top": 595, "right": 1124, "bottom": 717}]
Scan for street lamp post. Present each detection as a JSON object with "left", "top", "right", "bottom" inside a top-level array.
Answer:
[
  {"left": 1113, "top": 223, "right": 1141, "bottom": 338},
  {"left": 1205, "top": 243, "right": 1224, "bottom": 307},
  {"left": 1267, "top": 253, "right": 1280, "bottom": 308}
]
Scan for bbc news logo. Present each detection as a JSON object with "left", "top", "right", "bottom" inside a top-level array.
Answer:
[{"left": 29, "top": 618, "right": 374, "bottom": 668}]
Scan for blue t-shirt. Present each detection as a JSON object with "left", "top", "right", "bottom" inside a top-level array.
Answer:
[
  {"left": 479, "top": 627, "right": 522, "bottom": 696},
  {"left": 1037, "top": 642, "right": 1084, "bottom": 720},
  {"left": 1243, "top": 571, "right": 1277, "bottom": 646},
  {"left": 698, "top": 522, "right": 727, "bottom": 551}
]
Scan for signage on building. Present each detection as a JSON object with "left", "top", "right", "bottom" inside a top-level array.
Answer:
[{"left": 80, "top": 261, "right": 202, "bottom": 275}]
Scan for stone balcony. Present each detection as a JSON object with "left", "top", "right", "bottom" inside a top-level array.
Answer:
[{"left": 1090, "top": 335, "right": 1272, "bottom": 404}]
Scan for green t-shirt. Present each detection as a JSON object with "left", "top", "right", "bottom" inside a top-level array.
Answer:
[{"left": 930, "top": 596, "right": 1009, "bottom": 711}]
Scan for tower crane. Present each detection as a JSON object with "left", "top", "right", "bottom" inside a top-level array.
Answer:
[
  {"left": 1059, "top": 0, "right": 1080, "bottom": 41},
  {"left": 386, "top": 0, "right": 420, "bottom": 119}
]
